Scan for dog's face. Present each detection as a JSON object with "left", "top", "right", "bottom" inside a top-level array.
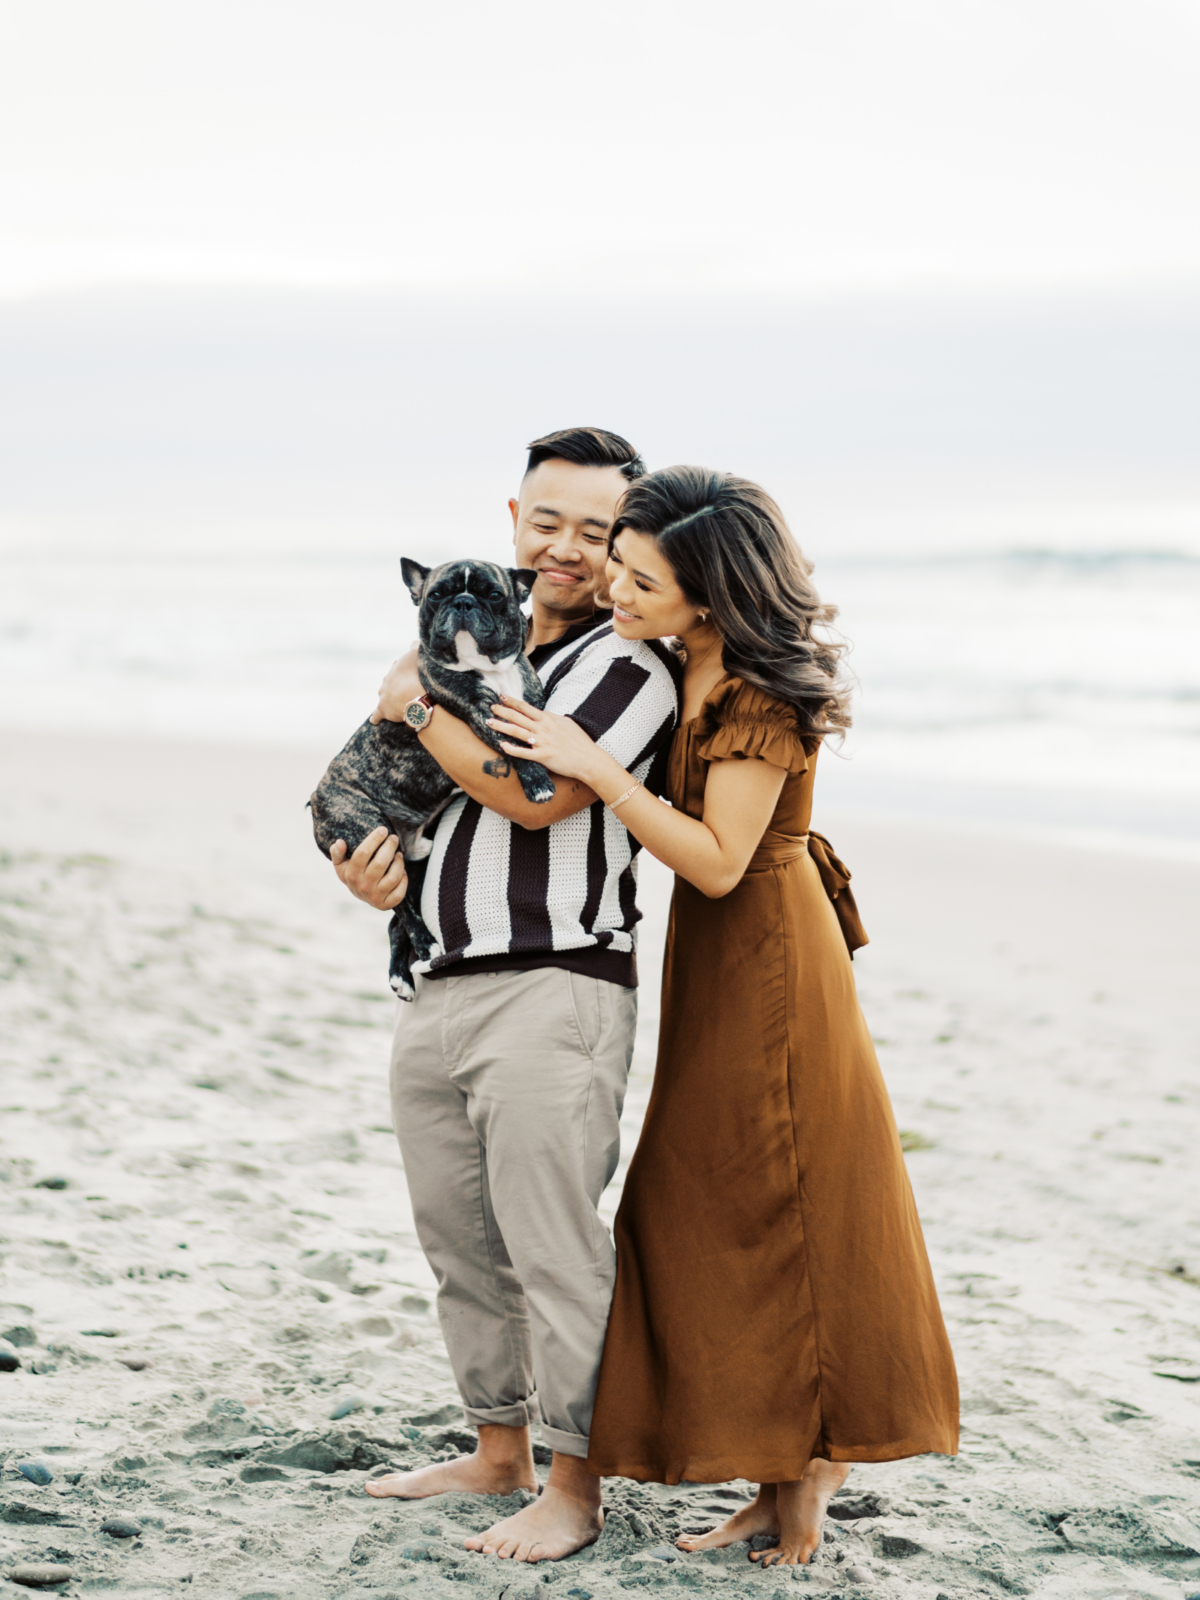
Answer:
[{"left": 402, "top": 558, "right": 535, "bottom": 666}]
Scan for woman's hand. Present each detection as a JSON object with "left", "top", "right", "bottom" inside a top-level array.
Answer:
[{"left": 488, "top": 696, "right": 609, "bottom": 786}]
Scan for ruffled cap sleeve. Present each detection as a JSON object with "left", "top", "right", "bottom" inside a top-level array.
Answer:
[{"left": 694, "top": 678, "right": 810, "bottom": 774}]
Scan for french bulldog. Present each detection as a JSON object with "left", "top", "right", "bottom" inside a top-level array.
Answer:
[{"left": 309, "top": 557, "right": 555, "bottom": 999}]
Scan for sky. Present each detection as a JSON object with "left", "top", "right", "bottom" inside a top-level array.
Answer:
[
  {"left": 2, "top": 0, "right": 1200, "bottom": 299},
  {"left": 2, "top": 0, "right": 1198, "bottom": 563},
  {"left": 1, "top": 3, "right": 1198, "bottom": 805}
]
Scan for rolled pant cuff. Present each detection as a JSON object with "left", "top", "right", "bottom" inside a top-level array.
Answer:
[
  {"left": 462, "top": 1397, "right": 540, "bottom": 1430},
  {"left": 539, "top": 1424, "right": 590, "bottom": 1460}
]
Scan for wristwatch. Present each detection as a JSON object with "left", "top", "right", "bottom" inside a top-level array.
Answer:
[{"left": 403, "top": 693, "right": 435, "bottom": 731}]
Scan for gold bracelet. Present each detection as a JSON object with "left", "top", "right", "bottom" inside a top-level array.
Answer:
[{"left": 608, "top": 781, "right": 642, "bottom": 810}]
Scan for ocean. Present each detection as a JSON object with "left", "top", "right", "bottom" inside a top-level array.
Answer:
[
  {"left": 2, "top": 287, "right": 1198, "bottom": 859},
  {"left": 3, "top": 540, "right": 1197, "bottom": 859}
]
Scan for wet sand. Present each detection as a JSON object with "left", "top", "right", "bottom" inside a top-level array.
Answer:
[{"left": 1, "top": 728, "right": 1198, "bottom": 1599}]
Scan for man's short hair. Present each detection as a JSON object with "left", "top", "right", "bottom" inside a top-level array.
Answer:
[{"left": 525, "top": 427, "right": 646, "bottom": 482}]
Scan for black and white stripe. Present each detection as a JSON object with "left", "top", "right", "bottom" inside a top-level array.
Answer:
[{"left": 414, "top": 623, "right": 678, "bottom": 979}]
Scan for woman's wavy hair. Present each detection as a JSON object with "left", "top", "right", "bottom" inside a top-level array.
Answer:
[{"left": 610, "top": 466, "right": 851, "bottom": 739}]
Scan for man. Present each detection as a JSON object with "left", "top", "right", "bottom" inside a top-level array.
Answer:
[{"left": 331, "top": 427, "right": 678, "bottom": 1562}]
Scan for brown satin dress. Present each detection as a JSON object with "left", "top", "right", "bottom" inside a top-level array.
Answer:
[{"left": 586, "top": 676, "right": 959, "bottom": 1485}]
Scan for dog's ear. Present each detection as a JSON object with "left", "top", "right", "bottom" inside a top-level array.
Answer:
[
  {"left": 509, "top": 568, "right": 537, "bottom": 601},
  {"left": 401, "top": 558, "right": 432, "bottom": 606}
]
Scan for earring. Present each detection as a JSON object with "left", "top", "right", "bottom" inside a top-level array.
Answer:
[{"left": 698, "top": 610, "right": 709, "bottom": 623}]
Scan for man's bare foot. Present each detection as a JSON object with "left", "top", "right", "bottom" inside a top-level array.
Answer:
[
  {"left": 365, "top": 1453, "right": 537, "bottom": 1500},
  {"left": 365, "top": 1423, "right": 536, "bottom": 1501},
  {"left": 676, "top": 1484, "right": 779, "bottom": 1552},
  {"left": 465, "top": 1453, "right": 602, "bottom": 1562},
  {"left": 750, "top": 1459, "right": 852, "bottom": 1567}
]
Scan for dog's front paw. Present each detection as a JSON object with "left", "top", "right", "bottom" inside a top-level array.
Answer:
[
  {"left": 515, "top": 760, "right": 557, "bottom": 804},
  {"left": 389, "top": 971, "right": 416, "bottom": 1002}
]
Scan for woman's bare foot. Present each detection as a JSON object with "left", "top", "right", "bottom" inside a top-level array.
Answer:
[
  {"left": 365, "top": 1422, "right": 537, "bottom": 1501},
  {"left": 676, "top": 1484, "right": 780, "bottom": 1552},
  {"left": 464, "top": 1453, "right": 603, "bottom": 1562},
  {"left": 750, "top": 1459, "right": 852, "bottom": 1567}
]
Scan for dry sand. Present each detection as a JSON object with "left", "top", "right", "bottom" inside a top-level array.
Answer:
[{"left": 1, "top": 728, "right": 1198, "bottom": 1600}]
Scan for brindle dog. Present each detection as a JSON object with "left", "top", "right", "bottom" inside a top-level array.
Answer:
[{"left": 309, "top": 558, "right": 554, "bottom": 999}]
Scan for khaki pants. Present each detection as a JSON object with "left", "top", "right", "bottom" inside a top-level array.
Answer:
[{"left": 389, "top": 966, "right": 636, "bottom": 1457}]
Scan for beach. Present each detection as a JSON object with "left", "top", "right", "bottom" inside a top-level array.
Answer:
[
  {"left": 2, "top": 727, "right": 1198, "bottom": 1599},
  {"left": 4, "top": 2, "right": 1200, "bottom": 1589}
]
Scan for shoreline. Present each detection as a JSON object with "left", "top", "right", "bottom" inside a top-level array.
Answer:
[
  {"left": 2, "top": 727, "right": 1199, "bottom": 1597},
  {"left": 3, "top": 721, "right": 1197, "bottom": 863}
]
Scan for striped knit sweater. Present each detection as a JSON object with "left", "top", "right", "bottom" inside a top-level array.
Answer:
[{"left": 413, "top": 620, "right": 679, "bottom": 987}]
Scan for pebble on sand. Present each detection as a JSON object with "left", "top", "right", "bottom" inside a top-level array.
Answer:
[
  {"left": 825, "top": 1491, "right": 896, "bottom": 1516},
  {"left": 100, "top": 1517, "right": 142, "bottom": 1539},
  {"left": 828, "top": 1491, "right": 889, "bottom": 1521},
  {"left": 1, "top": 1324, "right": 37, "bottom": 1347},
  {"left": 5, "top": 1565, "right": 74, "bottom": 1588},
  {"left": 208, "top": 1396, "right": 247, "bottom": 1418},
  {"left": 298, "top": 1250, "right": 356, "bottom": 1289},
  {"left": 397, "top": 1542, "right": 436, "bottom": 1561},
  {"left": 32, "top": 1177, "right": 68, "bottom": 1190},
  {"left": 328, "top": 1392, "right": 366, "bottom": 1420},
  {"left": 118, "top": 1356, "right": 152, "bottom": 1371},
  {"left": 16, "top": 1461, "right": 53, "bottom": 1486},
  {"left": 0, "top": 1339, "right": 21, "bottom": 1372}
]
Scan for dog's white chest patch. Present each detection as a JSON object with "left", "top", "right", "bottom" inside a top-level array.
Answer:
[{"left": 448, "top": 632, "right": 527, "bottom": 700}]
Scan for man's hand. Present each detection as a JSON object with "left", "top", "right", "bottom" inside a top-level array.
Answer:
[
  {"left": 330, "top": 827, "right": 409, "bottom": 910},
  {"left": 371, "top": 645, "right": 422, "bottom": 725}
]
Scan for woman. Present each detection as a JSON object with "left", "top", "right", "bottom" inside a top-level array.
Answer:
[{"left": 487, "top": 467, "right": 958, "bottom": 1568}]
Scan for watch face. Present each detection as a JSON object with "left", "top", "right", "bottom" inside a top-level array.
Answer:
[{"left": 404, "top": 699, "right": 431, "bottom": 730}]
